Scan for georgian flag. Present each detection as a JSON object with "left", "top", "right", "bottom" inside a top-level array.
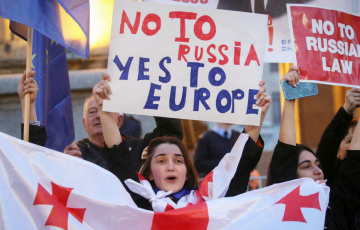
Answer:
[{"left": 0, "top": 132, "right": 329, "bottom": 230}]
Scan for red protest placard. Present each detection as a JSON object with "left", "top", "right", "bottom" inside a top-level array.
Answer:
[{"left": 288, "top": 5, "right": 360, "bottom": 87}]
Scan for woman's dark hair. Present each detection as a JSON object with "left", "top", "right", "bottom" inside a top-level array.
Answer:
[
  {"left": 139, "top": 136, "right": 200, "bottom": 189},
  {"left": 339, "top": 120, "right": 358, "bottom": 141},
  {"left": 297, "top": 144, "right": 315, "bottom": 157},
  {"left": 297, "top": 144, "right": 322, "bottom": 169},
  {"left": 266, "top": 143, "right": 319, "bottom": 186}
]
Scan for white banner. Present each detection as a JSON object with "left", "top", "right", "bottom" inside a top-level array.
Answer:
[
  {"left": 0, "top": 132, "right": 329, "bottom": 230},
  {"left": 104, "top": 0, "right": 268, "bottom": 125}
]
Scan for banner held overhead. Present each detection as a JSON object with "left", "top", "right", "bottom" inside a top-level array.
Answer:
[
  {"left": 104, "top": 0, "right": 268, "bottom": 126},
  {"left": 288, "top": 4, "right": 360, "bottom": 88}
]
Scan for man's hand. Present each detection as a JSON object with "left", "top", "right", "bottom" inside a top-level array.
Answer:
[
  {"left": 343, "top": 88, "right": 360, "bottom": 115},
  {"left": 64, "top": 142, "right": 82, "bottom": 158}
]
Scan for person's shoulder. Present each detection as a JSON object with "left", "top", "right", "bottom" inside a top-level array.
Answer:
[{"left": 199, "top": 130, "right": 217, "bottom": 139}]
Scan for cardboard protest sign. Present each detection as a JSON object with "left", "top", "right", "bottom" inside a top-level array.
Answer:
[
  {"left": 103, "top": 0, "right": 267, "bottom": 125},
  {"left": 145, "top": 0, "right": 219, "bottom": 9},
  {"left": 288, "top": 5, "right": 360, "bottom": 87}
]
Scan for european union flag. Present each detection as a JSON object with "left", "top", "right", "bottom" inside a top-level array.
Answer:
[
  {"left": 0, "top": 0, "right": 89, "bottom": 151},
  {"left": 0, "top": 0, "right": 89, "bottom": 58},
  {"left": 32, "top": 31, "right": 75, "bottom": 152}
]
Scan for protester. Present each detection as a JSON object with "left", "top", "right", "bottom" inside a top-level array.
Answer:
[
  {"left": 92, "top": 73, "right": 271, "bottom": 210},
  {"left": 18, "top": 70, "right": 47, "bottom": 146},
  {"left": 64, "top": 95, "right": 183, "bottom": 170},
  {"left": 268, "top": 65, "right": 360, "bottom": 230},
  {"left": 194, "top": 122, "right": 242, "bottom": 178},
  {"left": 316, "top": 88, "right": 359, "bottom": 188}
]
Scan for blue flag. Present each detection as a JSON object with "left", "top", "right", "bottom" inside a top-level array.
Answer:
[
  {"left": 0, "top": 0, "right": 89, "bottom": 58},
  {"left": 0, "top": 0, "right": 89, "bottom": 151},
  {"left": 32, "top": 30, "right": 75, "bottom": 152}
]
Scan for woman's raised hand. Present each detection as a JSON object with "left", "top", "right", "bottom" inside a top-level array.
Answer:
[
  {"left": 343, "top": 88, "right": 360, "bottom": 115},
  {"left": 256, "top": 80, "right": 271, "bottom": 115},
  {"left": 280, "top": 65, "right": 299, "bottom": 88},
  {"left": 93, "top": 73, "right": 112, "bottom": 109}
]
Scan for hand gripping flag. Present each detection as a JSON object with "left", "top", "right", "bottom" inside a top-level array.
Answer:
[
  {"left": 0, "top": 132, "right": 329, "bottom": 230},
  {"left": 0, "top": 0, "right": 89, "bottom": 58}
]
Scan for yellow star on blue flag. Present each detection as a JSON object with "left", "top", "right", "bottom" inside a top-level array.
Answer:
[
  {"left": 32, "top": 54, "right": 36, "bottom": 69},
  {"left": 51, "top": 40, "right": 58, "bottom": 46}
]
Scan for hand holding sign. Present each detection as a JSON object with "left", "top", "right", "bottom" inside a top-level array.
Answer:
[
  {"left": 256, "top": 80, "right": 271, "bottom": 114},
  {"left": 343, "top": 88, "right": 360, "bottom": 115}
]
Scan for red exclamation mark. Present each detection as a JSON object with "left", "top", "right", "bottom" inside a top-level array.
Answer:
[{"left": 268, "top": 15, "right": 273, "bottom": 52}]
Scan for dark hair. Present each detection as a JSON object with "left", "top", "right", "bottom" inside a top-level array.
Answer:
[
  {"left": 139, "top": 136, "right": 200, "bottom": 189},
  {"left": 339, "top": 120, "right": 358, "bottom": 141},
  {"left": 298, "top": 144, "right": 315, "bottom": 157},
  {"left": 266, "top": 143, "right": 319, "bottom": 186}
]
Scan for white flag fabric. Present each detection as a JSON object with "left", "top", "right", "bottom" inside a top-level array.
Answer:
[{"left": 0, "top": 132, "right": 329, "bottom": 230}]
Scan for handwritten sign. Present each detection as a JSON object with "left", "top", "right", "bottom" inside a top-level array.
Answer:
[
  {"left": 103, "top": 0, "right": 267, "bottom": 125},
  {"left": 146, "top": 0, "right": 219, "bottom": 9},
  {"left": 288, "top": 5, "right": 360, "bottom": 87}
]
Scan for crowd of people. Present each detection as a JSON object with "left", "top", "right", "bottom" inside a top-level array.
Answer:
[{"left": 17, "top": 66, "right": 360, "bottom": 229}]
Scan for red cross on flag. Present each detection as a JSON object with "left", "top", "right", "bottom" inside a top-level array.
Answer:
[{"left": 0, "top": 132, "right": 329, "bottom": 230}]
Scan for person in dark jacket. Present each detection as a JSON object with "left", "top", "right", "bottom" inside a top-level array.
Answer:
[
  {"left": 268, "top": 65, "right": 360, "bottom": 230},
  {"left": 94, "top": 73, "right": 271, "bottom": 209},
  {"left": 194, "top": 123, "right": 241, "bottom": 178},
  {"left": 316, "top": 88, "right": 360, "bottom": 188},
  {"left": 63, "top": 95, "right": 183, "bottom": 171}
]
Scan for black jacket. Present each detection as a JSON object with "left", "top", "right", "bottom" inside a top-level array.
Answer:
[
  {"left": 194, "top": 130, "right": 241, "bottom": 177},
  {"left": 106, "top": 134, "right": 264, "bottom": 210},
  {"left": 269, "top": 140, "right": 360, "bottom": 230},
  {"left": 21, "top": 124, "right": 48, "bottom": 147},
  {"left": 316, "top": 107, "right": 353, "bottom": 188},
  {"left": 79, "top": 117, "right": 183, "bottom": 170}
]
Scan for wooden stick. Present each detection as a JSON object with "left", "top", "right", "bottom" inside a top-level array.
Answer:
[{"left": 23, "top": 27, "right": 33, "bottom": 142}]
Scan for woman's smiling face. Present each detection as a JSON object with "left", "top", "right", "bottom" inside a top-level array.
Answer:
[{"left": 149, "top": 143, "right": 187, "bottom": 193}]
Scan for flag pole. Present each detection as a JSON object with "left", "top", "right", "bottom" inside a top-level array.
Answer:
[{"left": 23, "top": 27, "right": 33, "bottom": 142}]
